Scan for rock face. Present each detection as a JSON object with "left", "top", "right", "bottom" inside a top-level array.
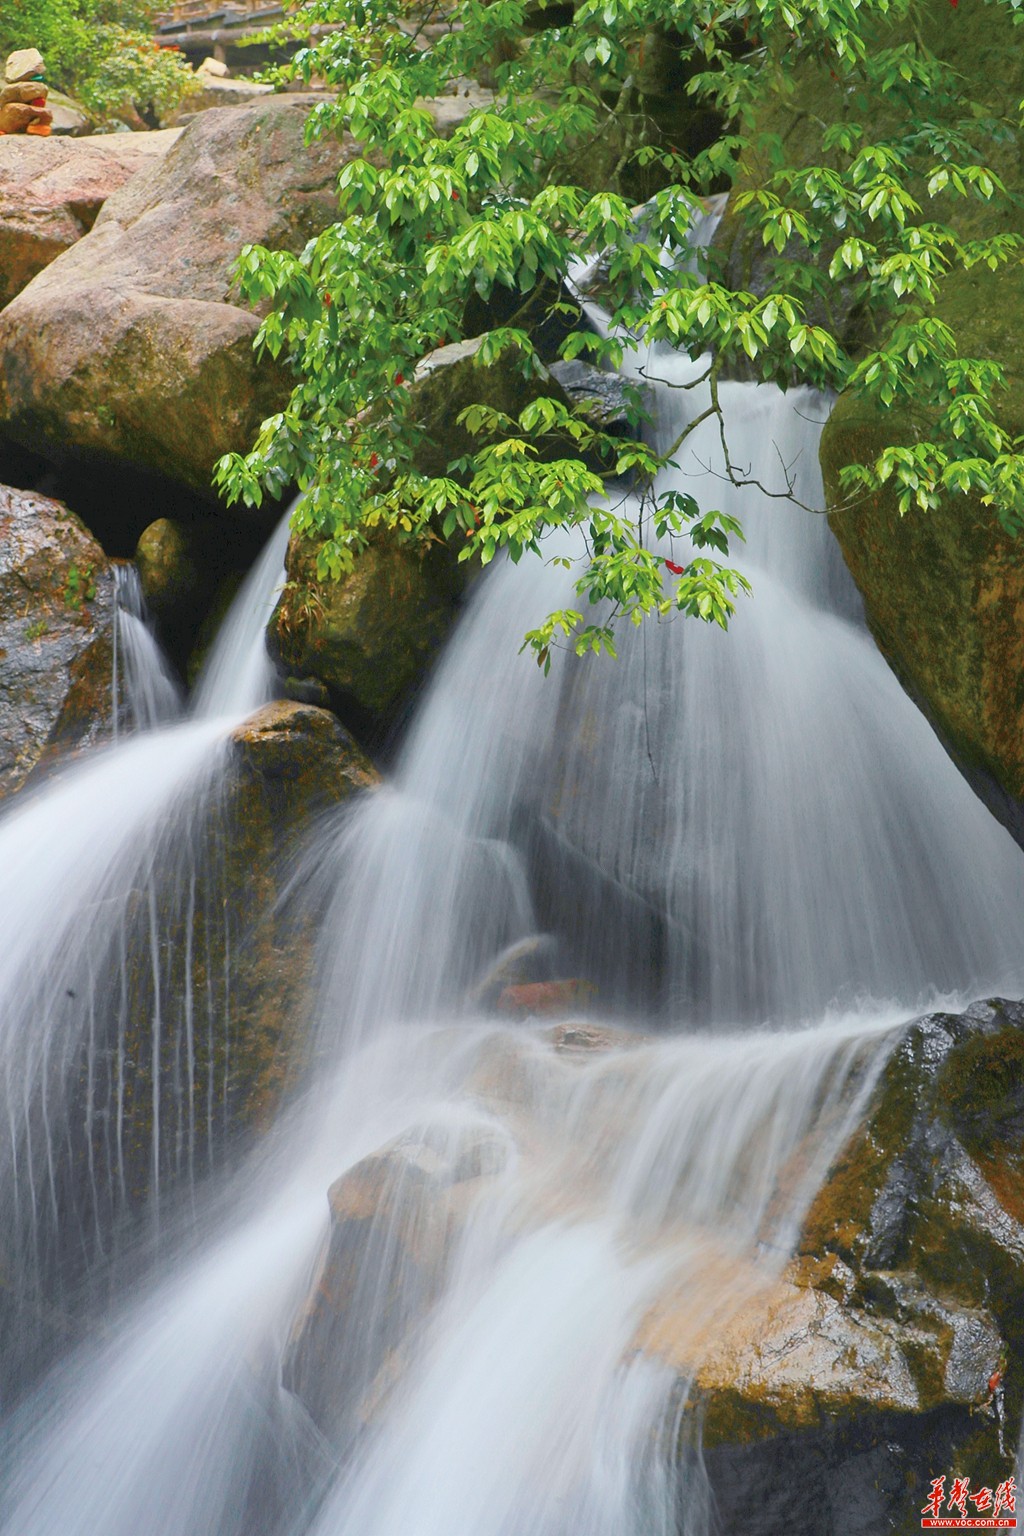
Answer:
[
  {"left": 107, "top": 702, "right": 379, "bottom": 1207},
  {"left": 796, "top": 9, "right": 1024, "bottom": 841},
  {"left": 0, "top": 483, "right": 116, "bottom": 798},
  {"left": 641, "top": 1000, "right": 1024, "bottom": 1534},
  {"left": 272, "top": 531, "right": 464, "bottom": 718},
  {"left": 270, "top": 336, "right": 579, "bottom": 715},
  {"left": 0, "top": 129, "right": 180, "bottom": 312},
  {"left": 0, "top": 96, "right": 358, "bottom": 500}
]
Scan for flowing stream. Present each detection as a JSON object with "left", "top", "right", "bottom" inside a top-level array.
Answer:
[{"left": 2, "top": 282, "right": 1024, "bottom": 1532}]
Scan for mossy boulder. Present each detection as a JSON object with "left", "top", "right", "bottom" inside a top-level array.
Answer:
[
  {"left": 629, "top": 1001, "right": 1024, "bottom": 1533},
  {"left": 725, "top": 5, "right": 1024, "bottom": 838},
  {"left": 135, "top": 517, "right": 205, "bottom": 628},
  {"left": 271, "top": 530, "right": 465, "bottom": 719},
  {"left": 94, "top": 703, "right": 380, "bottom": 1210},
  {"left": 0, "top": 483, "right": 117, "bottom": 798},
  {"left": 269, "top": 335, "right": 578, "bottom": 716},
  {"left": 823, "top": 376, "right": 1024, "bottom": 840}
]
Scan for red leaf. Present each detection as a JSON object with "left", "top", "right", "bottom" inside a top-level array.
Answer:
[{"left": 664, "top": 559, "right": 686, "bottom": 575}]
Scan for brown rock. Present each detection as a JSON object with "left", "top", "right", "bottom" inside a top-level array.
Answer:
[
  {"left": 0, "top": 96, "right": 360, "bottom": 496},
  {"left": 0, "top": 482, "right": 116, "bottom": 798},
  {"left": 496, "top": 978, "right": 597, "bottom": 1015},
  {"left": 135, "top": 516, "right": 204, "bottom": 626},
  {"left": 284, "top": 1122, "right": 508, "bottom": 1441},
  {"left": 228, "top": 698, "right": 379, "bottom": 808},
  {"left": 105, "top": 702, "right": 380, "bottom": 1207},
  {"left": 0, "top": 130, "right": 181, "bottom": 311}
]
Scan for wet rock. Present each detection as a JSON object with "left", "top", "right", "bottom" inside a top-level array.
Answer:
[
  {"left": 549, "top": 358, "right": 650, "bottom": 436},
  {"left": 228, "top": 699, "right": 379, "bottom": 808},
  {"left": 0, "top": 483, "right": 116, "bottom": 798},
  {"left": 135, "top": 517, "right": 205, "bottom": 628},
  {"left": 284, "top": 1121, "right": 508, "bottom": 1442},
  {"left": 107, "top": 703, "right": 380, "bottom": 1208},
  {"left": 271, "top": 530, "right": 464, "bottom": 718},
  {"left": 0, "top": 96, "right": 359, "bottom": 503},
  {"left": 640, "top": 1256, "right": 1001, "bottom": 1448},
  {"left": 407, "top": 333, "right": 573, "bottom": 480},
  {"left": 269, "top": 335, "right": 574, "bottom": 715},
  {"left": 639, "top": 1000, "right": 1024, "bottom": 1532},
  {"left": 0, "top": 129, "right": 179, "bottom": 311},
  {"left": 465, "top": 933, "right": 560, "bottom": 1011},
  {"left": 496, "top": 978, "right": 597, "bottom": 1016}
]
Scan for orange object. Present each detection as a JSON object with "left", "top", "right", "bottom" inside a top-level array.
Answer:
[{"left": 25, "top": 122, "right": 50, "bottom": 135}]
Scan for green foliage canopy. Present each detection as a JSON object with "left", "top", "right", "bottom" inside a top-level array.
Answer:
[{"left": 215, "top": 0, "right": 1024, "bottom": 663}]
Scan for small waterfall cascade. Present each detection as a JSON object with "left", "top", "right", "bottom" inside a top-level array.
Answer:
[
  {"left": 191, "top": 509, "right": 291, "bottom": 720},
  {"left": 0, "top": 507, "right": 295, "bottom": 1394},
  {"left": 111, "top": 563, "right": 183, "bottom": 735},
  {"left": 3, "top": 266, "right": 1024, "bottom": 1532}
]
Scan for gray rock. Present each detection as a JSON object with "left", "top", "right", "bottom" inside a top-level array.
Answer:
[{"left": 0, "top": 483, "right": 116, "bottom": 798}]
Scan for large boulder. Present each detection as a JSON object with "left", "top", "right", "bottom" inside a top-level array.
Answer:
[
  {"left": 638, "top": 1001, "right": 1024, "bottom": 1533},
  {"left": 271, "top": 530, "right": 464, "bottom": 718},
  {"left": 0, "top": 483, "right": 117, "bottom": 798},
  {"left": 106, "top": 702, "right": 380, "bottom": 1201},
  {"left": 802, "top": 9, "right": 1024, "bottom": 840},
  {"left": 0, "top": 130, "right": 181, "bottom": 312},
  {"left": 269, "top": 336, "right": 576, "bottom": 715},
  {"left": 0, "top": 96, "right": 359, "bottom": 505}
]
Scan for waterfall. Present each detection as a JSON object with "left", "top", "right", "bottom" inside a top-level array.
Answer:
[
  {"left": 3, "top": 317, "right": 1024, "bottom": 1531},
  {"left": 191, "top": 510, "right": 291, "bottom": 720},
  {"left": 0, "top": 506, "right": 293, "bottom": 1395},
  {"left": 112, "top": 564, "right": 183, "bottom": 736}
]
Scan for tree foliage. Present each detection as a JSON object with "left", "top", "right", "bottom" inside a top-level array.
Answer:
[
  {"left": 215, "top": 0, "right": 1024, "bottom": 662},
  {"left": 0, "top": 0, "right": 195, "bottom": 124}
]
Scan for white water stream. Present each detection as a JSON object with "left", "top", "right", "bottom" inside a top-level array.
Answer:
[{"left": 2, "top": 278, "right": 1024, "bottom": 1532}]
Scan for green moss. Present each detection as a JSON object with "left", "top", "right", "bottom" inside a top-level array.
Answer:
[{"left": 937, "top": 1025, "right": 1024, "bottom": 1156}]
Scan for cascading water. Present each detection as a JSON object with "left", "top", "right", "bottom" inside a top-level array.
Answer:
[
  {"left": 3, "top": 247, "right": 1024, "bottom": 1535},
  {"left": 111, "top": 564, "right": 182, "bottom": 735},
  {"left": 0, "top": 506, "right": 291, "bottom": 1395}
]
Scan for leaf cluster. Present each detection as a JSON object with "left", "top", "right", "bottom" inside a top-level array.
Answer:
[{"left": 216, "top": 0, "right": 1024, "bottom": 660}]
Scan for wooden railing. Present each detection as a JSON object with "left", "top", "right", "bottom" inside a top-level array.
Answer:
[{"left": 154, "top": 1, "right": 275, "bottom": 23}]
